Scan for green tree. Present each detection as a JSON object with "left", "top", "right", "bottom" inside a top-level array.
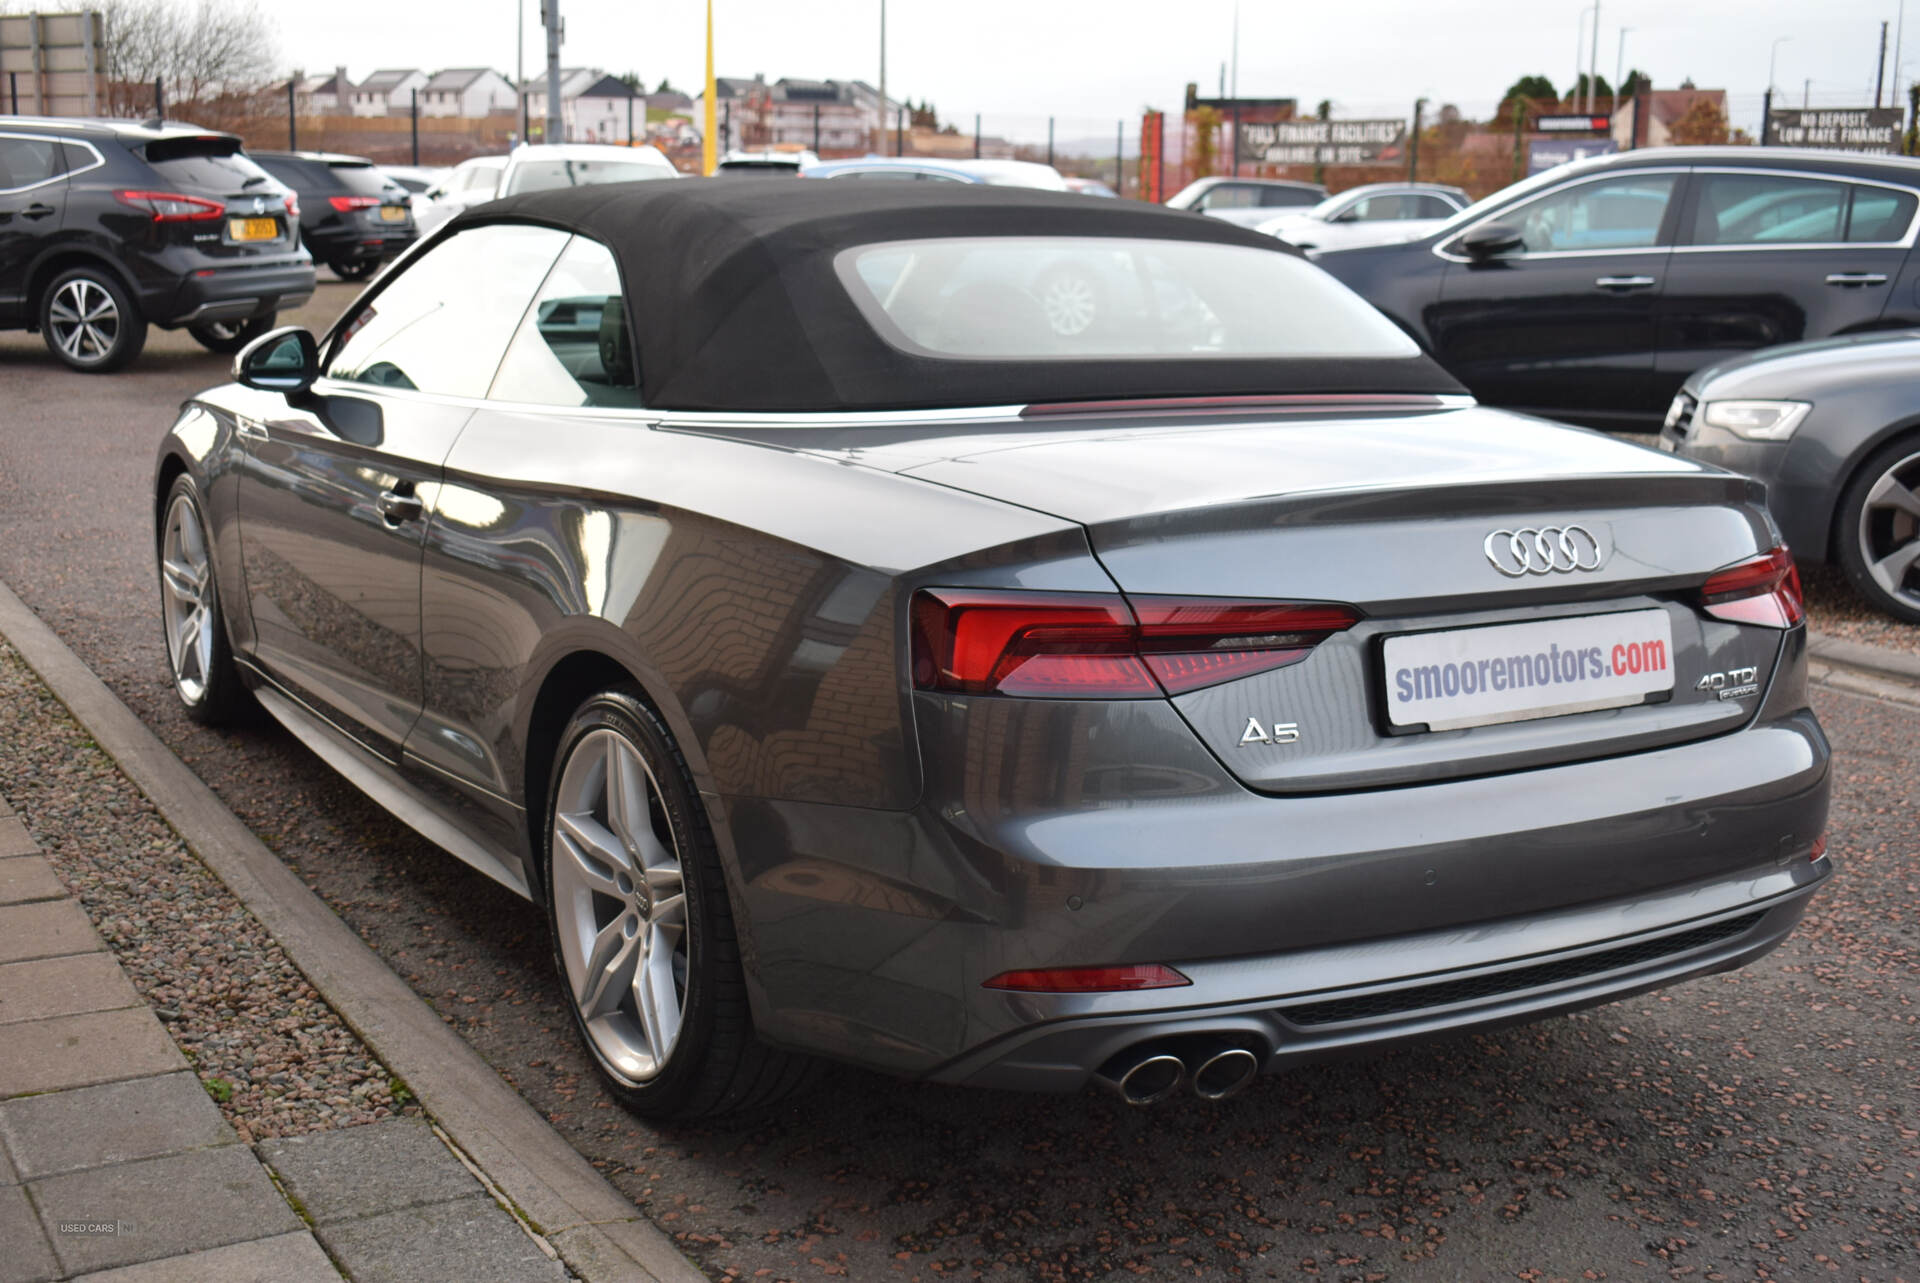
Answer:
[
  {"left": 1619, "top": 68, "right": 1651, "bottom": 98},
  {"left": 616, "top": 71, "right": 641, "bottom": 91},
  {"left": 1502, "top": 74, "right": 1558, "bottom": 105},
  {"left": 654, "top": 76, "right": 676, "bottom": 94},
  {"left": 1564, "top": 73, "right": 1613, "bottom": 103},
  {"left": 1668, "top": 95, "right": 1730, "bottom": 145}
]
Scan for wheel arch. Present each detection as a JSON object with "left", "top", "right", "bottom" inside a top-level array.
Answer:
[
  {"left": 1826, "top": 414, "right": 1920, "bottom": 565},
  {"left": 26, "top": 247, "right": 141, "bottom": 328}
]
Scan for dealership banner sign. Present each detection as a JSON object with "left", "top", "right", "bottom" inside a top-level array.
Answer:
[
  {"left": 1768, "top": 108, "right": 1902, "bottom": 153},
  {"left": 1534, "top": 114, "right": 1613, "bottom": 134},
  {"left": 1237, "top": 118, "right": 1406, "bottom": 165}
]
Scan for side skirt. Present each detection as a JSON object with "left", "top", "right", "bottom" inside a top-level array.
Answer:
[{"left": 241, "top": 665, "right": 532, "bottom": 899}]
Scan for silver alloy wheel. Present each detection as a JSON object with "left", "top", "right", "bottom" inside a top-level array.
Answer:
[
  {"left": 1040, "top": 272, "right": 1098, "bottom": 337},
  {"left": 47, "top": 277, "right": 120, "bottom": 364},
  {"left": 160, "top": 493, "right": 216, "bottom": 706},
  {"left": 551, "top": 727, "right": 689, "bottom": 1084},
  {"left": 1858, "top": 447, "right": 1920, "bottom": 610}
]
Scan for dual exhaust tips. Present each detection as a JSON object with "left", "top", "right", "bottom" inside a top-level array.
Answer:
[{"left": 1096, "top": 1040, "right": 1263, "bottom": 1106}]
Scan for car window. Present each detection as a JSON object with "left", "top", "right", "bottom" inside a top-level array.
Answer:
[
  {"left": 329, "top": 163, "right": 395, "bottom": 197},
  {"left": 0, "top": 135, "right": 64, "bottom": 190},
  {"left": 1692, "top": 173, "right": 1848, "bottom": 245},
  {"left": 837, "top": 236, "right": 1421, "bottom": 361},
  {"left": 502, "top": 157, "right": 674, "bottom": 195},
  {"left": 833, "top": 168, "right": 922, "bottom": 181},
  {"left": 142, "top": 137, "right": 272, "bottom": 191},
  {"left": 489, "top": 235, "right": 644, "bottom": 408},
  {"left": 1199, "top": 184, "right": 1260, "bottom": 209},
  {"left": 327, "top": 223, "right": 570, "bottom": 397},
  {"left": 1259, "top": 185, "right": 1320, "bottom": 207},
  {"left": 1848, "top": 185, "right": 1918, "bottom": 241},
  {"left": 1496, "top": 174, "right": 1677, "bottom": 253},
  {"left": 1352, "top": 194, "right": 1408, "bottom": 221},
  {"left": 1411, "top": 194, "right": 1458, "bottom": 218}
]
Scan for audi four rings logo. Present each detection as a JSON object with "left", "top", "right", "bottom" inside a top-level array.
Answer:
[{"left": 1483, "top": 525, "right": 1608, "bottom": 577}]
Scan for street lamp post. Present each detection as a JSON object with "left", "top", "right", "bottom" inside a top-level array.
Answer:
[
  {"left": 1574, "top": 4, "right": 1597, "bottom": 107},
  {"left": 1586, "top": 0, "right": 1601, "bottom": 113},
  {"left": 1769, "top": 35, "right": 1792, "bottom": 94},
  {"left": 1615, "top": 27, "right": 1632, "bottom": 112}
]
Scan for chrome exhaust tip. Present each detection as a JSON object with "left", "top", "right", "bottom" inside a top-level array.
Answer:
[
  {"left": 1096, "top": 1048, "right": 1187, "bottom": 1106},
  {"left": 1190, "top": 1046, "right": 1261, "bottom": 1101}
]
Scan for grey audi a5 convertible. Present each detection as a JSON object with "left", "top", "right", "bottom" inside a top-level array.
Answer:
[{"left": 153, "top": 180, "right": 1831, "bottom": 1118}]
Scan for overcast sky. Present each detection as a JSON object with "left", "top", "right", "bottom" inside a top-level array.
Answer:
[{"left": 273, "top": 0, "right": 1914, "bottom": 140}]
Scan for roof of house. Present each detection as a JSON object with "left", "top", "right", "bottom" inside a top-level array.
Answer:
[
  {"left": 648, "top": 90, "right": 693, "bottom": 109},
  {"left": 301, "top": 72, "right": 348, "bottom": 95},
  {"left": 424, "top": 68, "right": 505, "bottom": 93},
  {"left": 358, "top": 69, "right": 423, "bottom": 93},
  {"left": 575, "top": 74, "right": 638, "bottom": 100}
]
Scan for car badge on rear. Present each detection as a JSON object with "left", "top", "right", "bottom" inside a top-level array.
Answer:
[
  {"left": 1483, "top": 525, "right": 1608, "bottom": 577},
  {"left": 251, "top": 197, "right": 266, "bottom": 215}
]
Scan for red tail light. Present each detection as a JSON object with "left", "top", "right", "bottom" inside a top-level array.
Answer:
[
  {"left": 284, "top": 192, "right": 300, "bottom": 220},
  {"left": 115, "top": 190, "right": 224, "bottom": 221},
  {"left": 910, "top": 589, "right": 1360, "bottom": 698},
  {"left": 1699, "top": 545, "right": 1804, "bottom": 628},
  {"left": 328, "top": 195, "right": 380, "bottom": 213},
  {"left": 983, "top": 963, "right": 1190, "bottom": 992}
]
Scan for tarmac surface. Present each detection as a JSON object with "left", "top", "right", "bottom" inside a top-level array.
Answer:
[{"left": 1, "top": 287, "right": 1916, "bottom": 1281}]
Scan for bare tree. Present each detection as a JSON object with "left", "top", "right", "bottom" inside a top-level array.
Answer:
[{"left": 91, "top": 0, "right": 281, "bottom": 114}]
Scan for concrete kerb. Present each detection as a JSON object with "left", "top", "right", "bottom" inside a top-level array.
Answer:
[
  {"left": 1806, "top": 630, "right": 1920, "bottom": 686},
  {"left": 0, "top": 579, "right": 705, "bottom": 1283}
]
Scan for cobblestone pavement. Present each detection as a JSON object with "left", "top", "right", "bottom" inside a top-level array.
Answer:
[{"left": 1, "top": 301, "right": 1916, "bottom": 1281}]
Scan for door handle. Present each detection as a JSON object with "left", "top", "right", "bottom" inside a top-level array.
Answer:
[
  {"left": 1825, "top": 272, "right": 1889, "bottom": 287},
  {"left": 234, "top": 418, "right": 268, "bottom": 442},
  {"left": 20, "top": 203, "right": 55, "bottom": 221},
  {"left": 377, "top": 488, "right": 424, "bottom": 524},
  {"left": 1595, "top": 275, "right": 1656, "bottom": 290}
]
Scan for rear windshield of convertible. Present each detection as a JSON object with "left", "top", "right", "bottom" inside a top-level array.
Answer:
[{"left": 835, "top": 236, "right": 1421, "bottom": 361}]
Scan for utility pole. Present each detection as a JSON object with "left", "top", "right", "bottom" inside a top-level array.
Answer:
[
  {"left": 1878, "top": 20, "right": 1890, "bottom": 108},
  {"left": 1409, "top": 97, "right": 1426, "bottom": 181},
  {"left": 878, "top": 0, "right": 886, "bottom": 154},
  {"left": 1586, "top": 0, "right": 1600, "bottom": 113},
  {"left": 701, "top": 0, "right": 715, "bottom": 174},
  {"left": 516, "top": 0, "right": 524, "bottom": 141},
  {"left": 1115, "top": 119, "right": 1123, "bottom": 194},
  {"left": 1615, "top": 28, "right": 1632, "bottom": 113},
  {"left": 543, "top": 0, "right": 563, "bottom": 144},
  {"left": 1046, "top": 116, "right": 1054, "bottom": 167},
  {"left": 812, "top": 101, "right": 820, "bottom": 153},
  {"left": 1230, "top": 0, "right": 1239, "bottom": 100},
  {"left": 973, "top": 112, "right": 980, "bottom": 158},
  {"left": 1804, "top": 78, "right": 1810, "bottom": 109},
  {"left": 410, "top": 88, "right": 419, "bottom": 165},
  {"left": 286, "top": 77, "right": 296, "bottom": 149},
  {"left": 1761, "top": 87, "right": 1773, "bottom": 145}
]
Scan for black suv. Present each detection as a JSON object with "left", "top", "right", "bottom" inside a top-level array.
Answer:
[
  {"left": 1316, "top": 146, "right": 1920, "bottom": 431},
  {"left": 249, "top": 151, "right": 417, "bottom": 281},
  {"left": 0, "top": 117, "right": 314, "bottom": 371}
]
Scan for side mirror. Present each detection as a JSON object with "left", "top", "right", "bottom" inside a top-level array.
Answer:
[
  {"left": 234, "top": 326, "right": 319, "bottom": 395},
  {"left": 1459, "top": 221, "right": 1524, "bottom": 259},
  {"left": 426, "top": 186, "right": 447, "bottom": 200}
]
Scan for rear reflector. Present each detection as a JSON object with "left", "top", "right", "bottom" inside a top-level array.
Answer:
[
  {"left": 1809, "top": 834, "right": 1827, "bottom": 861},
  {"left": 983, "top": 963, "right": 1191, "bottom": 992},
  {"left": 1699, "top": 545, "right": 1804, "bottom": 629},
  {"left": 910, "top": 589, "right": 1360, "bottom": 698},
  {"left": 115, "top": 190, "right": 224, "bottom": 221}
]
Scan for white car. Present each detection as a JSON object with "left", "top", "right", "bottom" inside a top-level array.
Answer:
[
  {"left": 417, "top": 155, "right": 508, "bottom": 234},
  {"left": 1164, "top": 176, "right": 1327, "bottom": 228},
  {"left": 1257, "top": 183, "right": 1470, "bottom": 253},
  {"left": 496, "top": 143, "right": 679, "bottom": 196},
  {"left": 718, "top": 149, "right": 819, "bottom": 175}
]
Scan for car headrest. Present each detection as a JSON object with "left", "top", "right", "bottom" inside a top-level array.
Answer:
[{"left": 597, "top": 297, "right": 635, "bottom": 386}]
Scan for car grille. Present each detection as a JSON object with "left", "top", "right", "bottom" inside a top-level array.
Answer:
[
  {"left": 1663, "top": 391, "right": 1698, "bottom": 440},
  {"left": 1278, "top": 911, "right": 1766, "bottom": 1028}
]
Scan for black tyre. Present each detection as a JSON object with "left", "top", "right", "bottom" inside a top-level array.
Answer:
[
  {"left": 1835, "top": 431, "right": 1920, "bottom": 622},
  {"left": 331, "top": 259, "right": 378, "bottom": 282},
  {"left": 40, "top": 265, "right": 147, "bottom": 373},
  {"left": 188, "top": 314, "right": 276, "bottom": 355},
  {"left": 157, "top": 474, "right": 250, "bottom": 724},
  {"left": 542, "top": 687, "right": 817, "bottom": 1119}
]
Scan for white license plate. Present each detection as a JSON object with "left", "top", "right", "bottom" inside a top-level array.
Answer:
[{"left": 1383, "top": 608, "right": 1675, "bottom": 731}]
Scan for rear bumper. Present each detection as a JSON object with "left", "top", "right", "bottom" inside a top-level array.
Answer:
[
  {"left": 302, "top": 223, "right": 416, "bottom": 264},
  {"left": 722, "top": 694, "right": 1830, "bottom": 1088},
  {"left": 150, "top": 258, "right": 317, "bottom": 327},
  {"left": 932, "top": 867, "right": 1823, "bottom": 1090}
]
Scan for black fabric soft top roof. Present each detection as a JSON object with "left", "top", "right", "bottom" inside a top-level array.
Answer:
[{"left": 454, "top": 178, "right": 1463, "bottom": 412}]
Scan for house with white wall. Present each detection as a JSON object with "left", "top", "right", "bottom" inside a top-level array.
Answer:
[
  {"left": 520, "top": 68, "right": 644, "bottom": 143},
  {"left": 419, "top": 68, "right": 517, "bottom": 118},
  {"left": 351, "top": 68, "right": 428, "bottom": 117}
]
